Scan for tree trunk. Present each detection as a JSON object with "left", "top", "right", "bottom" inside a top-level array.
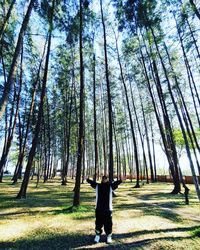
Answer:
[
  {"left": 139, "top": 38, "right": 180, "bottom": 193},
  {"left": 42, "top": 109, "right": 48, "bottom": 183},
  {"left": 0, "top": 89, "right": 15, "bottom": 178},
  {"left": 145, "top": 28, "right": 180, "bottom": 193},
  {"left": 173, "top": 13, "right": 200, "bottom": 126},
  {"left": 45, "top": 95, "right": 51, "bottom": 180},
  {"left": 0, "top": 48, "right": 22, "bottom": 178},
  {"left": 163, "top": 42, "right": 200, "bottom": 200},
  {"left": 12, "top": 38, "right": 48, "bottom": 184},
  {"left": 0, "top": 0, "right": 35, "bottom": 120},
  {"left": 120, "top": 134, "right": 126, "bottom": 180},
  {"left": 73, "top": 0, "right": 84, "bottom": 207},
  {"left": 113, "top": 115, "right": 119, "bottom": 179},
  {"left": 64, "top": 79, "right": 74, "bottom": 184},
  {"left": 61, "top": 89, "right": 69, "bottom": 185},
  {"left": 185, "top": 16, "right": 200, "bottom": 68},
  {"left": 16, "top": 0, "right": 55, "bottom": 199},
  {"left": 93, "top": 53, "right": 99, "bottom": 181},
  {"left": 150, "top": 116, "right": 157, "bottom": 181},
  {"left": 100, "top": 0, "right": 114, "bottom": 181},
  {"left": 114, "top": 34, "right": 140, "bottom": 187},
  {"left": 189, "top": 0, "right": 200, "bottom": 21},
  {"left": 100, "top": 81, "right": 107, "bottom": 176},
  {"left": 0, "top": 0, "right": 16, "bottom": 42}
]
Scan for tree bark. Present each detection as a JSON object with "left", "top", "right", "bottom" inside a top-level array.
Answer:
[
  {"left": 100, "top": 0, "right": 114, "bottom": 181},
  {"left": 73, "top": 0, "right": 84, "bottom": 207},
  {"left": 16, "top": 0, "right": 55, "bottom": 199},
  {"left": 114, "top": 33, "right": 140, "bottom": 187},
  {"left": 149, "top": 27, "right": 181, "bottom": 193},
  {"left": 163, "top": 42, "right": 200, "bottom": 200},
  {"left": 93, "top": 53, "right": 99, "bottom": 181},
  {"left": 12, "top": 37, "right": 48, "bottom": 184},
  {"left": 189, "top": 0, "right": 200, "bottom": 21},
  {"left": 0, "top": 0, "right": 35, "bottom": 120},
  {"left": 139, "top": 37, "right": 180, "bottom": 193},
  {"left": 173, "top": 13, "right": 200, "bottom": 126},
  {"left": 0, "top": 0, "right": 16, "bottom": 42},
  {"left": 0, "top": 46, "right": 22, "bottom": 178},
  {"left": 150, "top": 116, "right": 157, "bottom": 181}
]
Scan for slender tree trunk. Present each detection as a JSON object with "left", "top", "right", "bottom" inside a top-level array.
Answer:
[
  {"left": 163, "top": 42, "right": 200, "bottom": 200},
  {"left": 138, "top": 94, "right": 153, "bottom": 183},
  {"left": 114, "top": 34, "right": 140, "bottom": 187},
  {"left": 100, "top": 0, "right": 113, "bottom": 181},
  {"left": 45, "top": 96, "right": 51, "bottom": 180},
  {"left": 150, "top": 116, "right": 157, "bottom": 181},
  {"left": 93, "top": 53, "right": 99, "bottom": 181},
  {"left": 120, "top": 134, "right": 126, "bottom": 180},
  {"left": 185, "top": 16, "right": 200, "bottom": 68},
  {"left": 42, "top": 109, "right": 48, "bottom": 183},
  {"left": 113, "top": 108, "right": 122, "bottom": 180},
  {"left": 0, "top": 0, "right": 16, "bottom": 42},
  {"left": 15, "top": 111, "right": 23, "bottom": 177},
  {"left": 122, "top": 104, "right": 132, "bottom": 180},
  {"left": 144, "top": 28, "right": 180, "bottom": 193},
  {"left": 113, "top": 115, "right": 119, "bottom": 179},
  {"left": 100, "top": 81, "right": 107, "bottom": 176},
  {"left": 124, "top": 129, "right": 131, "bottom": 180},
  {"left": 73, "top": 0, "right": 84, "bottom": 207},
  {"left": 82, "top": 108, "right": 86, "bottom": 184},
  {"left": 0, "top": 48, "right": 22, "bottom": 177},
  {"left": 0, "top": 0, "right": 35, "bottom": 120},
  {"left": 152, "top": 57, "right": 180, "bottom": 192},
  {"left": 0, "top": 89, "right": 15, "bottom": 178},
  {"left": 0, "top": 41, "right": 18, "bottom": 178},
  {"left": 12, "top": 38, "right": 48, "bottom": 184},
  {"left": 98, "top": 144, "right": 102, "bottom": 177},
  {"left": 61, "top": 89, "right": 69, "bottom": 185},
  {"left": 16, "top": 0, "right": 55, "bottom": 199},
  {"left": 64, "top": 79, "right": 74, "bottom": 184},
  {"left": 139, "top": 39, "right": 179, "bottom": 192},
  {"left": 189, "top": 0, "right": 200, "bottom": 21},
  {"left": 173, "top": 13, "right": 200, "bottom": 126}
]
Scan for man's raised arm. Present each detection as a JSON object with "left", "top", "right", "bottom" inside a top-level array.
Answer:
[
  {"left": 111, "top": 179, "right": 122, "bottom": 190},
  {"left": 87, "top": 178, "right": 97, "bottom": 189}
]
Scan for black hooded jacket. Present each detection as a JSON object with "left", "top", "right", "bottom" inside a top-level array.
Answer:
[{"left": 87, "top": 179, "right": 122, "bottom": 211}]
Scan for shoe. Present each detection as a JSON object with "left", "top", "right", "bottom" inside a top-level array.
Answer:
[
  {"left": 94, "top": 234, "right": 100, "bottom": 243},
  {"left": 107, "top": 234, "right": 112, "bottom": 244}
]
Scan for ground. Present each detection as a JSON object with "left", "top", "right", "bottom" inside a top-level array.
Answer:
[{"left": 0, "top": 177, "right": 200, "bottom": 249}]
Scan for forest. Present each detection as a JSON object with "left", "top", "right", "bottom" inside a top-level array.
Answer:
[{"left": 0, "top": 0, "right": 200, "bottom": 207}]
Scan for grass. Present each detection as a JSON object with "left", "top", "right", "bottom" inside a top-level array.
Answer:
[{"left": 0, "top": 177, "right": 200, "bottom": 249}]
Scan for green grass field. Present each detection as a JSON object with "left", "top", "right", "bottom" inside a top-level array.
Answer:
[{"left": 0, "top": 177, "right": 200, "bottom": 249}]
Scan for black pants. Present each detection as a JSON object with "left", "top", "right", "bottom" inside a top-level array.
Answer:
[{"left": 95, "top": 210, "right": 112, "bottom": 236}]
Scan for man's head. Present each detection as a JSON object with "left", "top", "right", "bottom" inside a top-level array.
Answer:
[{"left": 101, "top": 175, "right": 108, "bottom": 183}]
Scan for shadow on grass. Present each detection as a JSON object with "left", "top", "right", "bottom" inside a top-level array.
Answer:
[
  {"left": 114, "top": 225, "right": 200, "bottom": 239},
  {"left": 93, "top": 236, "right": 196, "bottom": 250},
  {"left": 139, "top": 191, "right": 185, "bottom": 202},
  {"left": 114, "top": 201, "right": 183, "bottom": 223},
  {"left": 52, "top": 205, "right": 95, "bottom": 220},
  {"left": 0, "top": 188, "right": 95, "bottom": 210},
  {"left": 93, "top": 225, "right": 200, "bottom": 249},
  {"left": 1, "top": 226, "right": 199, "bottom": 250},
  {"left": 0, "top": 233, "right": 94, "bottom": 250},
  {"left": 0, "top": 197, "right": 69, "bottom": 212},
  {"left": 0, "top": 205, "right": 95, "bottom": 221}
]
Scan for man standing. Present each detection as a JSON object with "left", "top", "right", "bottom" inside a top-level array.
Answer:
[{"left": 87, "top": 175, "right": 122, "bottom": 244}]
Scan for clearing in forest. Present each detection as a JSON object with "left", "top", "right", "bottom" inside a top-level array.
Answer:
[{"left": 0, "top": 178, "right": 200, "bottom": 249}]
